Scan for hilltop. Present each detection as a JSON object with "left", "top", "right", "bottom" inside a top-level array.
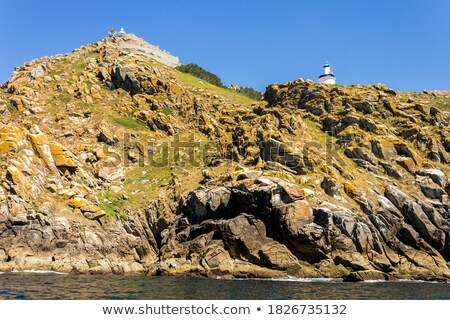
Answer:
[{"left": 0, "top": 34, "right": 449, "bottom": 281}]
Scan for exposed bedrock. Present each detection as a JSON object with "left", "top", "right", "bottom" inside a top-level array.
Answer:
[{"left": 156, "top": 174, "right": 450, "bottom": 280}]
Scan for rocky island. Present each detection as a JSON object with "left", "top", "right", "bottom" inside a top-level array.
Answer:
[{"left": 1, "top": 33, "right": 449, "bottom": 282}]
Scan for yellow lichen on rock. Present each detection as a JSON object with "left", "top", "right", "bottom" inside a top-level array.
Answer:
[{"left": 49, "top": 143, "right": 77, "bottom": 168}]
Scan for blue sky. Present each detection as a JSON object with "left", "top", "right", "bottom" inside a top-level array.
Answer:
[{"left": 1, "top": 0, "right": 449, "bottom": 91}]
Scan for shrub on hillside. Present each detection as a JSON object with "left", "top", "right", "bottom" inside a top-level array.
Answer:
[
  {"left": 232, "top": 86, "right": 262, "bottom": 100},
  {"left": 176, "top": 63, "right": 223, "bottom": 87}
]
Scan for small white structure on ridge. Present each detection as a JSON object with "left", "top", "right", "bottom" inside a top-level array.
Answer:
[
  {"left": 118, "top": 27, "right": 126, "bottom": 36},
  {"left": 318, "top": 61, "right": 336, "bottom": 84}
]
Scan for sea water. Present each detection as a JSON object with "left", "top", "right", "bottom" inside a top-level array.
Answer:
[{"left": 0, "top": 273, "right": 448, "bottom": 300}]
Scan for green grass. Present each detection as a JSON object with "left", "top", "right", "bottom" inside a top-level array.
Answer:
[
  {"left": 45, "top": 93, "right": 74, "bottom": 113},
  {"left": 125, "top": 166, "right": 171, "bottom": 187},
  {"left": 399, "top": 91, "right": 450, "bottom": 111},
  {"left": 173, "top": 70, "right": 256, "bottom": 108},
  {"left": 98, "top": 195, "right": 128, "bottom": 219},
  {"left": 6, "top": 102, "right": 16, "bottom": 112},
  {"left": 111, "top": 116, "right": 147, "bottom": 130},
  {"left": 97, "top": 165, "right": 173, "bottom": 219},
  {"left": 46, "top": 57, "right": 87, "bottom": 78},
  {"left": 98, "top": 197, "right": 118, "bottom": 217},
  {"left": 434, "top": 98, "right": 450, "bottom": 111},
  {"left": 162, "top": 107, "right": 172, "bottom": 115},
  {"left": 83, "top": 80, "right": 93, "bottom": 89},
  {"left": 73, "top": 60, "right": 87, "bottom": 76}
]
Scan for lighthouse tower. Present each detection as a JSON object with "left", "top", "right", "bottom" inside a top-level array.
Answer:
[
  {"left": 118, "top": 27, "right": 126, "bottom": 36},
  {"left": 318, "top": 62, "right": 336, "bottom": 84}
]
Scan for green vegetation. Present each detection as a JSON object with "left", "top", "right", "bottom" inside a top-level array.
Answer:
[
  {"left": 83, "top": 80, "right": 93, "bottom": 89},
  {"left": 231, "top": 86, "right": 262, "bottom": 100},
  {"left": 433, "top": 97, "right": 450, "bottom": 111},
  {"left": 45, "top": 93, "right": 74, "bottom": 114},
  {"left": 111, "top": 116, "right": 147, "bottom": 130},
  {"left": 176, "top": 63, "right": 223, "bottom": 87},
  {"left": 399, "top": 91, "right": 450, "bottom": 111},
  {"left": 174, "top": 70, "right": 255, "bottom": 108},
  {"left": 175, "top": 63, "right": 261, "bottom": 102},
  {"left": 73, "top": 59, "right": 87, "bottom": 76},
  {"left": 162, "top": 107, "right": 172, "bottom": 115},
  {"left": 98, "top": 196, "right": 125, "bottom": 217},
  {"left": 6, "top": 102, "right": 16, "bottom": 112},
  {"left": 48, "top": 57, "right": 87, "bottom": 78}
]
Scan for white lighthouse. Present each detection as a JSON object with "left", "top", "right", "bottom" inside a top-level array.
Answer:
[{"left": 318, "top": 61, "right": 336, "bottom": 84}]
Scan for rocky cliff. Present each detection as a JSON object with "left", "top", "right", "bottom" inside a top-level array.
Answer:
[{"left": 0, "top": 34, "right": 449, "bottom": 281}]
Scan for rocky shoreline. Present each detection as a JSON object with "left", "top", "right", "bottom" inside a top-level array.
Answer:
[{"left": 1, "top": 172, "right": 449, "bottom": 283}]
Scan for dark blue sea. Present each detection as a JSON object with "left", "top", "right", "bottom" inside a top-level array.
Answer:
[{"left": 0, "top": 272, "right": 449, "bottom": 299}]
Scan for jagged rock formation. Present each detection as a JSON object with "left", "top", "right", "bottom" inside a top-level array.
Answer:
[
  {"left": 0, "top": 34, "right": 450, "bottom": 280},
  {"left": 117, "top": 33, "right": 180, "bottom": 67}
]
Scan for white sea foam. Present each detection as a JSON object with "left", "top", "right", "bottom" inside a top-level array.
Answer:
[
  {"left": 266, "top": 277, "right": 337, "bottom": 283},
  {"left": 232, "top": 276, "right": 339, "bottom": 283},
  {"left": 229, "top": 276, "right": 445, "bottom": 283},
  {"left": 396, "top": 279, "right": 440, "bottom": 284},
  {"left": 10, "top": 269, "right": 68, "bottom": 275}
]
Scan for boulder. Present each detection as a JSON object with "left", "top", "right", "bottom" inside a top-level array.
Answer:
[
  {"left": 371, "top": 139, "right": 397, "bottom": 161},
  {"left": 219, "top": 215, "right": 299, "bottom": 270},
  {"left": 353, "top": 101, "right": 374, "bottom": 114},
  {"left": 97, "top": 130, "right": 119, "bottom": 146},
  {"left": 380, "top": 161, "right": 405, "bottom": 179},
  {"left": 332, "top": 211, "right": 356, "bottom": 237},
  {"left": 98, "top": 67, "right": 109, "bottom": 81},
  {"left": 49, "top": 143, "right": 77, "bottom": 168},
  {"left": 345, "top": 147, "right": 378, "bottom": 165},
  {"left": 237, "top": 170, "right": 262, "bottom": 181},
  {"left": 6, "top": 165, "right": 33, "bottom": 197},
  {"left": 417, "top": 169, "right": 446, "bottom": 188},
  {"left": 201, "top": 243, "right": 233, "bottom": 271},
  {"left": 332, "top": 250, "right": 371, "bottom": 271},
  {"left": 401, "top": 202, "right": 446, "bottom": 251},
  {"left": 294, "top": 222, "right": 331, "bottom": 261},
  {"left": 359, "top": 118, "right": 378, "bottom": 132},
  {"left": 444, "top": 138, "right": 450, "bottom": 153},
  {"left": 394, "top": 143, "right": 422, "bottom": 165},
  {"left": 395, "top": 156, "right": 416, "bottom": 173},
  {"left": 111, "top": 66, "right": 140, "bottom": 94},
  {"left": 353, "top": 222, "right": 375, "bottom": 252},
  {"left": 397, "top": 223, "right": 421, "bottom": 248},
  {"left": 321, "top": 177, "right": 341, "bottom": 198},
  {"left": 419, "top": 179, "right": 445, "bottom": 200},
  {"left": 182, "top": 187, "right": 231, "bottom": 223},
  {"left": 27, "top": 127, "right": 58, "bottom": 174},
  {"left": 377, "top": 195, "right": 402, "bottom": 218},
  {"left": 259, "top": 138, "right": 305, "bottom": 173},
  {"left": 264, "top": 176, "right": 306, "bottom": 201},
  {"left": 94, "top": 158, "right": 124, "bottom": 182},
  {"left": 9, "top": 213, "right": 29, "bottom": 226},
  {"left": 385, "top": 186, "right": 411, "bottom": 211},
  {"left": 276, "top": 199, "right": 313, "bottom": 233},
  {"left": 313, "top": 207, "right": 334, "bottom": 228},
  {"left": 30, "top": 65, "right": 45, "bottom": 78}
]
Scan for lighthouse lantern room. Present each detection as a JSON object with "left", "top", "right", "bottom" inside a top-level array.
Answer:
[{"left": 318, "top": 62, "right": 336, "bottom": 84}]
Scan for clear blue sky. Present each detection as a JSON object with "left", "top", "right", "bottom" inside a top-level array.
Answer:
[{"left": 1, "top": 0, "right": 449, "bottom": 92}]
